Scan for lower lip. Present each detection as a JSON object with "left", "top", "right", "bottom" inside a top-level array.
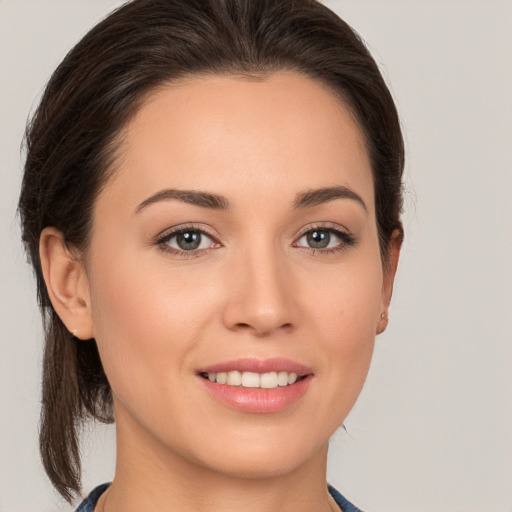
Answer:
[{"left": 199, "top": 375, "right": 313, "bottom": 413}]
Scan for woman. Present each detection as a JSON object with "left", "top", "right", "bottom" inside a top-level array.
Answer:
[{"left": 18, "top": 0, "right": 403, "bottom": 510}]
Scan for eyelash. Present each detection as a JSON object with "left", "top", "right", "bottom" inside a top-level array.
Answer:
[
  {"left": 155, "top": 223, "right": 356, "bottom": 258},
  {"left": 156, "top": 224, "right": 220, "bottom": 258},
  {"left": 293, "top": 224, "right": 357, "bottom": 256}
]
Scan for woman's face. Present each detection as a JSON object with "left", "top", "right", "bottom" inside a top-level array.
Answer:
[{"left": 82, "top": 72, "right": 393, "bottom": 478}]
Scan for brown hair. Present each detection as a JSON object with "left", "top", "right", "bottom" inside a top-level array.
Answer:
[{"left": 18, "top": 0, "right": 404, "bottom": 502}]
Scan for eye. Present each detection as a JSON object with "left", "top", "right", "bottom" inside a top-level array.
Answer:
[
  {"left": 295, "top": 227, "right": 355, "bottom": 251},
  {"left": 157, "top": 227, "right": 218, "bottom": 254}
]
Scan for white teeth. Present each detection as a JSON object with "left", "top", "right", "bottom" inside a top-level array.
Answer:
[
  {"left": 260, "top": 372, "right": 278, "bottom": 389},
  {"left": 227, "top": 371, "right": 242, "bottom": 386},
  {"left": 277, "top": 371, "right": 288, "bottom": 387},
  {"left": 241, "top": 372, "right": 260, "bottom": 388},
  {"left": 205, "top": 370, "right": 302, "bottom": 388}
]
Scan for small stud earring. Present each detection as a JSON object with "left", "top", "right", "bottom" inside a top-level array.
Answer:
[{"left": 380, "top": 312, "right": 386, "bottom": 319}]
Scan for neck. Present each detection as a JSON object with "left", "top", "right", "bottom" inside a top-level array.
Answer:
[{"left": 104, "top": 407, "right": 334, "bottom": 512}]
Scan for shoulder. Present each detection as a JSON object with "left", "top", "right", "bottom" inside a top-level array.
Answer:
[
  {"left": 328, "top": 485, "right": 365, "bottom": 512},
  {"left": 74, "top": 483, "right": 110, "bottom": 512}
]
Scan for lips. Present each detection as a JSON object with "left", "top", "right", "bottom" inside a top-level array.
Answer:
[
  {"left": 197, "top": 357, "right": 313, "bottom": 375},
  {"left": 196, "top": 358, "right": 313, "bottom": 413}
]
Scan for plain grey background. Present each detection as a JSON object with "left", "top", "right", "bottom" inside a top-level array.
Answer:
[{"left": 1, "top": 1, "right": 511, "bottom": 511}]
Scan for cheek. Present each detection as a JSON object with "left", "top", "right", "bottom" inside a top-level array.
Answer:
[
  {"left": 304, "top": 253, "right": 383, "bottom": 338},
  {"left": 303, "top": 255, "right": 383, "bottom": 404},
  {"left": 86, "top": 254, "right": 214, "bottom": 399},
  {"left": 86, "top": 246, "right": 246, "bottom": 420}
]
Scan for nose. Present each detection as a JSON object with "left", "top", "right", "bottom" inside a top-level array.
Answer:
[{"left": 221, "top": 247, "right": 297, "bottom": 337}]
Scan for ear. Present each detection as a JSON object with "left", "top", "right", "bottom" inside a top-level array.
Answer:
[
  {"left": 376, "top": 229, "right": 402, "bottom": 335},
  {"left": 39, "top": 227, "right": 94, "bottom": 340}
]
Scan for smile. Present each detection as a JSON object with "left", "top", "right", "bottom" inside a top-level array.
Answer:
[
  {"left": 197, "top": 358, "right": 313, "bottom": 413},
  {"left": 200, "top": 370, "right": 301, "bottom": 388}
]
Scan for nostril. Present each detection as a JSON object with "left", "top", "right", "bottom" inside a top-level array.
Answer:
[{"left": 242, "top": 322, "right": 294, "bottom": 338}]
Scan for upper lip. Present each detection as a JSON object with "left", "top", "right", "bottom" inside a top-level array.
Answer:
[{"left": 197, "top": 357, "right": 313, "bottom": 375}]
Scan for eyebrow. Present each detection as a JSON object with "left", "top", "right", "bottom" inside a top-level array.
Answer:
[
  {"left": 135, "top": 185, "right": 367, "bottom": 214},
  {"left": 135, "top": 189, "right": 229, "bottom": 214},
  {"left": 293, "top": 186, "right": 367, "bottom": 211}
]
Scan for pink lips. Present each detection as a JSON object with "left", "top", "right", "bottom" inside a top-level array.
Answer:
[
  {"left": 198, "top": 357, "right": 313, "bottom": 375},
  {"left": 197, "top": 357, "right": 313, "bottom": 414}
]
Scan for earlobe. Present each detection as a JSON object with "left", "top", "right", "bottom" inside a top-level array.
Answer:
[
  {"left": 376, "top": 229, "right": 403, "bottom": 335},
  {"left": 39, "top": 227, "right": 94, "bottom": 340}
]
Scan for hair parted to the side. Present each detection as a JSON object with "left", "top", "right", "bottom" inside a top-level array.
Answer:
[{"left": 18, "top": 0, "right": 404, "bottom": 503}]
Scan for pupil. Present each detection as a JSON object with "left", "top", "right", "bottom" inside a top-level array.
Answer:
[
  {"left": 307, "top": 230, "right": 330, "bottom": 249},
  {"left": 177, "top": 231, "right": 201, "bottom": 250}
]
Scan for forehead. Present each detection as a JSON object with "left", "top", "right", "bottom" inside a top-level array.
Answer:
[{"left": 99, "top": 71, "right": 374, "bottom": 215}]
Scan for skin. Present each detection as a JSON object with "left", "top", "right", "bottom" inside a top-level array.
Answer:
[{"left": 40, "top": 72, "right": 400, "bottom": 512}]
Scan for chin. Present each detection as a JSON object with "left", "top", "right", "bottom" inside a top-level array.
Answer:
[
  {"left": 183, "top": 429, "right": 327, "bottom": 481},
  {"left": 197, "top": 450, "right": 315, "bottom": 481}
]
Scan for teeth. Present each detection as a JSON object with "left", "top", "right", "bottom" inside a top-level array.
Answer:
[
  {"left": 260, "top": 372, "right": 278, "bottom": 389},
  {"left": 227, "top": 371, "right": 242, "bottom": 386},
  {"left": 288, "top": 372, "right": 298, "bottom": 385},
  {"left": 241, "top": 371, "right": 260, "bottom": 388},
  {"left": 205, "top": 370, "right": 302, "bottom": 388},
  {"left": 277, "top": 371, "right": 288, "bottom": 386}
]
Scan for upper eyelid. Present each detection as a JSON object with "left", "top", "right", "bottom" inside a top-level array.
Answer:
[
  {"left": 156, "top": 223, "right": 219, "bottom": 243},
  {"left": 295, "top": 222, "right": 352, "bottom": 238},
  {"left": 293, "top": 223, "right": 357, "bottom": 250}
]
